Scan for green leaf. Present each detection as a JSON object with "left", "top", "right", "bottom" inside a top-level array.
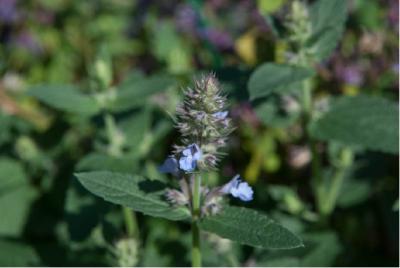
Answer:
[
  {"left": 257, "top": 0, "right": 287, "bottom": 15},
  {"left": 336, "top": 178, "right": 372, "bottom": 208},
  {"left": 254, "top": 95, "right": 300, "bottom": 127},
  {"left": 0, "top": 158, "right": 37, "bottom": 237},
  {"left": 28, "top": 85, "right": 100, "bottom": 116},
  {"left": 248, "top": 63, "right": 314, "bottom": 100},
  {"left": 199, "top": 206, "right": 303, "bottom": 249},
  {"left": 300, "top": 232, "right": 342, "bottom": 266},
  {"left": 74, "top": 171, "right": 190, "bottom": 221},
  {"left": 76, "top": 153, "right": 140, "bottom": 173},
  {"left": 0, "top": 157, "right": 28, "bottom": 191},
  {"left": 64, "top": 178, "right": 112, "bottom": 242},
  {"left": 0, "top": 186, "right": 37, "bottom": 237},
  {"left": 118, "top": 108, "right": 152, "bottom": 150},
  {"left": 0, "top": 239, "right": 41, "bottom": 266},
  {"left": 111, "top": 74, "right": 176, "bottom": 112},
  {"left": 308, "top": 0, "right": 347, "bottom": 60},
  {"left": 310, "top": 95, "right": 399, "bottom": 154}
]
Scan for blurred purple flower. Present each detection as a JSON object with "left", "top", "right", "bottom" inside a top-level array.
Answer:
[
  {"left": 392, "top": 63, "right": 399, "bottom": 74},
  {"left": 334, "top": 63, "right": 363, "bottom": 86},
  {"left": 389, "top": 0, "right": 399, "bottom": 31},
  {"left": 14, "top": 31, "right": 42, "bottom": 54},
  {"left": 0, "top": 0, "right": 19, "bottom": 23},
  {"left": 175, "top": 4, "right": 198, "bottom": 34},
  {"left": 200, "top": 28, "right": 233, "bottom": 50}
]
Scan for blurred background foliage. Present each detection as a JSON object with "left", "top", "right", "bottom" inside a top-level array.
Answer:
[{"left": 0, "top": 0, "right": 398, "bottom": 266}]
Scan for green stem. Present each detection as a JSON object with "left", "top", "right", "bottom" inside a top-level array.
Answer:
[
  {"left": 122, "top": 206, "right": 138, "bottom": 237},
  {"left": 192, "top": 220, "right": 201, "bottom": 267},
  {"left": 226, "top": 252, "right": 239, "bottom": 267},
  {"left": 300, "top": 72, "right": 324, "bottom": 215},
  {"left": 320, "top": 148, "right": 353, "bottom": 216},
  {"left": 191, "top": 174, "right": 202, "bottom": 267}
]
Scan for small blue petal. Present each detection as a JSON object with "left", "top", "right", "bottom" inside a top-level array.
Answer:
[
  {"left": 220, "top": 174, "right": 240, "bottom": 194},
  {"left": 220, "top": 175, "right": 253, "bottom": 201},
  {"left": 179, "top": 143, "right": 202, "bottom": 172},
  {"left": 213, "top": 111, "right": 228, "bottom": 120},
  {"left": 230, "top": 182, "right": 253, "bottom": 201},
  {"left": 158, "top": 157, "right": 179, "bottom": 175}
]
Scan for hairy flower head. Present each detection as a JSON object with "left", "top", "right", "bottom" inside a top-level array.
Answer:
[{"left": 174, "top": 74, "right": 233, "bottom": 171}]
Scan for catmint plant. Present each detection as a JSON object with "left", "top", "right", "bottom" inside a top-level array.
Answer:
[
  {"left": 75, "top": 73, "right": 302, "bottom": 267},
  {"left": 159, "top": 74, "right": 253, "bottom": 266}
]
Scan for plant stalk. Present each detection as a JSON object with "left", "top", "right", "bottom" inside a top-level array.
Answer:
[
  {"left": 191, "top": 174, "right": 202, "bottom": 267},
  {"left": 122, "top": 206, "right": 138, "bottom": 237},
  {"left": 320, "top": 148, "right": 354, "bottom": 216}
]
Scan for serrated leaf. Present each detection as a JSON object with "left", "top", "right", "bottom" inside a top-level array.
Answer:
[
  {"left": 310, "top": 95, "right": 399, "bottom": 154},
  {"left": 308, "top": 0, "right": 347, "bottom": 60},
  {"left": 200, "top": 206, "right": 303, "bottom": 249},
  {"left": 75, "top": 171, "right": 190, "bottom": 221},
  {"left": 248, "top": 63, "right": 314, "bottom": 100},
  {"left": 28, "top": 85, "right": 100, "bottom": 116}
]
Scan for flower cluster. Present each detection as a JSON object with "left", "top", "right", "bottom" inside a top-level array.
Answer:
[
  {"left": 159, "top": 74, "right": 253, "bottom": 216},
  {"left": 284, "top": 0, "right": 315, "bottom": 65}
]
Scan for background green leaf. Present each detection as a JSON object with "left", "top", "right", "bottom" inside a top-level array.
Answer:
[
  {"left": 110, "top": 74, "right": 176, "bottom": 112},
  {"left": 0, "top": 158, "right": 38, "bottom": 237},
  {"left": 308, "top": 0, "right": 348, "bottom": 60},
  {"left": 75, "top": 171, "right": 190, "bottom": 221},
  {"left": 309, "top": 95, "right": 399, "bottom": 154},
  {"left": 0, "top": 239, "right": 41, "bottom": 266},
  {"left": 248, "top": 63, "right": 314, "bottom": 101},
  {"left": 199, "top": 206, "right": 303, "bottom": 249},
  {"left": 28, "top": 85, "right": 100, "bottom": 116}
]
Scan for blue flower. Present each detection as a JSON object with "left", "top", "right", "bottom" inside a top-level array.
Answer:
[
  {"left": 179, "top": 143, "right": 202, "bottom": 172},
  {"left": 158, "top": 157, "right": 179, "bottom": 175},
  {"left": 221, "top": 175, "right": 253, "bottom": 201},
  {"left": 213, "top": 111, "right": 228, "bottom": 120}
]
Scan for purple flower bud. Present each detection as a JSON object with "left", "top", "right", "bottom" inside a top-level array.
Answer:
[
  {"left": 221, "top": 175, "right": 253, "bottom": 201},
  {"left": 179, "top": 143, "right": 202, "bottom": 172}
]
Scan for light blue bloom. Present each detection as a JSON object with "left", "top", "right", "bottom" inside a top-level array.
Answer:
[
  {"left": 159, "top": 157, "right": 179, "bottom": 175},
  {"left": 221, "top": 175, "right": 253, "bottom": 201},
  {"left": 179, "top": 143, "right": 202, "bottom": 172},
  {"left": 213, "top": 111, "right": 228, "bottom": 120}
]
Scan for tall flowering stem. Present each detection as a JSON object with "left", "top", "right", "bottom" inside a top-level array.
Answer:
[
  {"left": 159, "top": 74, "right": 253, "bottom": 267},
  {"left": 178, "top": 74, "right": 232, "bottom": 267}
]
